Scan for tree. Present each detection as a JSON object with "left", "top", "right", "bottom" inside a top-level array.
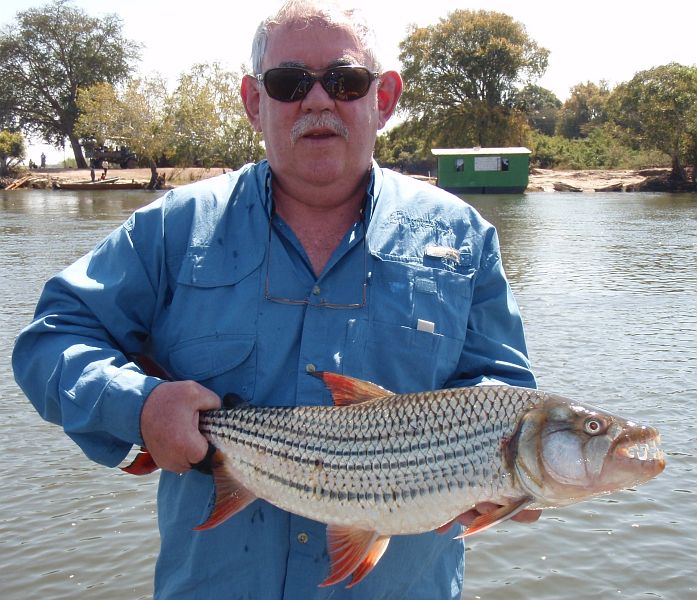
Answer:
[
  {"left": 0, "top": 130, "right": 25, "bottom": 176},
  {"left": 76, "top": 76, "right": 172, "bottom": 188},
  {"left": 398, "top": 10, "right": 549, "bottom": 148},
  {"left": 608, "top": 63, "right": 697, "bottom": 181},
  {"left": 167, "top": 63, "right": 264, "bottom": 168},
  {"left": 556, "top": 81, "right": 610, "bottom": 139},
  {"left": 0, "top": 0, "right": 140, "bottom": 168},
  {"left": 513, "top": 84, "right": 561, "bottom": 136}
]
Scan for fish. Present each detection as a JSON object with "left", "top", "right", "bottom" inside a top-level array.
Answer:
[{"left": 124, "top": 368, "right": 665, "bottom": 589}]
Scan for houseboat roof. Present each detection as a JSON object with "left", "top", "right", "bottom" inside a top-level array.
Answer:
[{"left": 431, "top": 147, "right": 531, "bottom": 156}]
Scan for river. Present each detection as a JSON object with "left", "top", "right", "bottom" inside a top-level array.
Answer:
[{"left": 1, "top": 188, "right": 695, "bottom": 599}]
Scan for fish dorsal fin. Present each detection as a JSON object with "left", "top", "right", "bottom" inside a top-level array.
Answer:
[
  {"left": 453, "top": 496, "right": 533, "bottom": 538},
  {"left": 193, "top": 450, "right": 257, "bottom": 531},
  {"left": 312, "top": 372, "right": 392, "bottom": 406},
  {"left": 319, "top": 526, "right": 391, "bottom": 588}
]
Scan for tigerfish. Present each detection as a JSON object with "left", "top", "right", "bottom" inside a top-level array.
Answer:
[{"left": 125, "top": 370, "right": 665, "bottom": 588}]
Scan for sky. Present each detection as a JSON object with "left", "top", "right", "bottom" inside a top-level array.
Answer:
[{"left": 2, "top": 0, "right": 695, "bottom": 163}]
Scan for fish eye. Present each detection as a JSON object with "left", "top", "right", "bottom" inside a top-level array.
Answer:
[{"left": 583, "top": 417, "right": 605, "bottom": 435}]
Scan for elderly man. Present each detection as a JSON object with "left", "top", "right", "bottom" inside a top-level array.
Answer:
[{"left": 13, "top": 1, "right": 538, "bottom": 598}]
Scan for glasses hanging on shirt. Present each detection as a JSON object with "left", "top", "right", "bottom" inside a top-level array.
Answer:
[{"left": 263, "top": 217, "right": 367, "bottom": 309}]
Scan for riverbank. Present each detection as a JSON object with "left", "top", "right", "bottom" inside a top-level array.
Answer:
[{"left": 3, "top": 165, "right": 693, "bottom": 192}]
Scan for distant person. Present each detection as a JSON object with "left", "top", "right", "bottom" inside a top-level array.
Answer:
[
  {"left": 40, "top": 152, "right": 46, "bottom": 168},
  {"left": 90, "top": 165, "right": 96, "bottom": 182},
  {"left": 101, "top": 160, "right": 109, "bottom": 180}
]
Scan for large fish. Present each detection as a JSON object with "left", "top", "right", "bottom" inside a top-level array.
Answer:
[{"left": 125, "top": 369, "right": 665, "bottom": 588}]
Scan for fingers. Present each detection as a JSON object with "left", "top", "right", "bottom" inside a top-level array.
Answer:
[{"left": 140, "top": 380, "right": 221, "bottom": 474}]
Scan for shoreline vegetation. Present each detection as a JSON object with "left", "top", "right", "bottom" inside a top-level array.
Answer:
[{"left": 1, "top": 166, "right": 694, "bottom": 193}]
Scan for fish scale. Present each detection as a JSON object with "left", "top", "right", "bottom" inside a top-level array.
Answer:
[{"left": 199, "top": 385, "right": 538, "bottom": 535}]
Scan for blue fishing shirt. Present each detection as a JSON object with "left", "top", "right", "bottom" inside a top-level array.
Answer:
[{"left": 13, "top": 160, "right": 535, "bottom": 599}]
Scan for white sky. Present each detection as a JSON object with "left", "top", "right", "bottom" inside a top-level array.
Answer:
[{"left": 2, "top": 0, "right": 695, "bottom": 163}]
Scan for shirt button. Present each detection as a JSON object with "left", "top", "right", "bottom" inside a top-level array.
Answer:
[
  {"left": 297, "top": 532, "right": 309, "bottom": 544},
  {"left": 312, "top": 285, "right": 321, "bottom": 295},
  {"left": 305, "top": 363, "right": 316, "bottom": 373}
]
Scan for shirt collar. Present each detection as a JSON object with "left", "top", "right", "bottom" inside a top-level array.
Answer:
[{"left": 258, "top": 158, "right": 381, "bottom": 226}]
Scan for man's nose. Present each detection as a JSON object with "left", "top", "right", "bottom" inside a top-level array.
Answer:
[{"left": 300, "top": 79, "right": 335, "bottom": 111}]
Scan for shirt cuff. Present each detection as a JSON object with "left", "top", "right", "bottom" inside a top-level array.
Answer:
[{"left": 101, "top": 368, "right": 165, "bottom": 446}]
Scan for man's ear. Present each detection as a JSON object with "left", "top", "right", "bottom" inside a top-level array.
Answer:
[
  {"left": 241, "top": 74, "right": 262, "bottom": 132},
  {"left": 376, "top": 70, "right": 403, "bottom": 129}
]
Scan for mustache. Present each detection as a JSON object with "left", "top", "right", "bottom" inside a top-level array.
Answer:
[{"left": 290, "top": 112, "right": 349, "bottom": 145}]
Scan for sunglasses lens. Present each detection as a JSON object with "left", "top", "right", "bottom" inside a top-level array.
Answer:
[
  {"left": 263, "top": 68, "right": 312, "bottom": 102},
  {"left": 323, "top": 67, "right": 372, "bottom": 101},
  {"left": 261, "top": 66, "right": 375, "bottom": 102}
]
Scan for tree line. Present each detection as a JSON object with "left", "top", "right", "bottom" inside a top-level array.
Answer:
[{"left": 2, "top": 1, "right": 696, "bottom": 183}]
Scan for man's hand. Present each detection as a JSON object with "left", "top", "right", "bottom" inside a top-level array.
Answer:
[
  {"left": 437, "top": 502, "right": 542, "bottom": 534},
  {"left": 140, "top": 380, "right": 221, "bottom": 474}
]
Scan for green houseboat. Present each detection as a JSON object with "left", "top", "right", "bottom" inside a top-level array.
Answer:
[{"left": 431, "top": 147, "right": 531, "bottom": 194}]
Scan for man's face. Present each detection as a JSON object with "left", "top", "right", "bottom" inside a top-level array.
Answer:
[{"left": 247, "top": 21, "right": 389, "bottom": 191}]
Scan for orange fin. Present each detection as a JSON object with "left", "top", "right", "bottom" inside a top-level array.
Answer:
[
  {"left": 193, "top": 450, "right": 256, "bottom": 531},
  {"left": 311, "top": 372, "right": 392, "bottom": 406},
  {"left": 454, "top": 497, "right": 533, "bottom": 538},
  {"left": 121, "top": 448, "right": 159, "bottom": 475},
  {"left": 319, "top": 526, "right": 391, "bottom": 588}
]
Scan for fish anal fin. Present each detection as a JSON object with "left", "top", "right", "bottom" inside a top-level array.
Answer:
[
  {"left": 454, "top": 497, "right": 533, "bottom": 538},
  {"left": 193, "top": 450, "right": 256, "bottom": 531},
  {"left": 121, "top": 448, "right": 159, "bottom": 475},
  {"left": 319, "top": 526, "right": 390, "bottom": 588},
  {"left": 312, "top": 372, "right": 392, "bottom": 406}
]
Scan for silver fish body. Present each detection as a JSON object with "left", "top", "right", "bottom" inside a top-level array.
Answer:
[
  {"left": 201, "top": 384, "right": 537, "bottom": 534},
  {"left": 132, "top": 371, "right": 663, "bottom": 588}
]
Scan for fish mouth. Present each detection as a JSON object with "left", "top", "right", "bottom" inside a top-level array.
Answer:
[
  {"left": 613, "top": 429, "right": 665, "bottom": 473},
  {"left": 617, "top": 437, "right": 664, "bottom": 462}
]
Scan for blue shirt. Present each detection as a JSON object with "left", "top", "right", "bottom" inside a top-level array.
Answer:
[{"left": 13, "top": 160, "right": 535, "bottom": 599}]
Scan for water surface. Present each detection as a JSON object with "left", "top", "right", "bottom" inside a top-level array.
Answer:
[{"left": 1, "top": 189, "right": 694, "bottom": 599}]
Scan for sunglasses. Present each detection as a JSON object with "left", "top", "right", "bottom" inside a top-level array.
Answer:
[{"left": 255, "top": 65, "right": 380, "bottom": 102}]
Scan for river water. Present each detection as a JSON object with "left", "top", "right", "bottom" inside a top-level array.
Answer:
[{"left": 1, "top": 189, "right": 695, "bottom": 599}]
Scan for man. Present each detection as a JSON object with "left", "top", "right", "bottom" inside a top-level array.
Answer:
[{"left": 13, "top": 1, "right": 538, "bottom": 598}]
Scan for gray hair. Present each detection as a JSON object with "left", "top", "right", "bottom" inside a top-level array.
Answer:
[{"left": 251, "top": 0, "right": 382, "bottom": 74}]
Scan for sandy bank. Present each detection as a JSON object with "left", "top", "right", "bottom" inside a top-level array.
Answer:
[{"left": 5, "top": 166, "right": 680, "bottom": 193}]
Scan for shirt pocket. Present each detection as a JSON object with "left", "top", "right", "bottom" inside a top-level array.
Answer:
[
  {"left": 156, "top": 244, "right": 264, "bottom": 399},
  {"left": 343, "top": 254, "right": 476, "bottom": 391},
  {"left": 168, "top": 333, "right": 256, "bottom": 399}
]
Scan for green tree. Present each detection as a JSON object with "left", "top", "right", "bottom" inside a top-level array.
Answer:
[
  {"left": 608, "top": 63, "right": 697, "bottom": 181},
  {"left": 0, "top": 129, "right": 25, "bottom": 176},
  {"left": 398, "top": 10, "right": 548, "bottom": 147},
  {"left": 556, "top": 81, "right": 610, "bottom": 139},
  {"left": 76, "top": 76, "right": 171, "bottom": 187},
  {"left": 513, "top": 84, "right": 561, "bottom": 136},
  {"left": 374, "top": 122, "right": 435, "bottom": 174},
  {"left": 167, "top": 63, "right": 263, "bottom": 168},
  {"left": 0, "top": 0, "right": 140, "bottom": 168}
]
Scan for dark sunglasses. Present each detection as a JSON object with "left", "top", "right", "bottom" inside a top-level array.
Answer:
[{"left": 255, "top": 65, "right": 380, "bottom": 102}]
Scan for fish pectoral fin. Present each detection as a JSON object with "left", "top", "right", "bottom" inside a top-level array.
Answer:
[
  {"left": 193, "top": 450, "right": 256, "bottom": 531},
  {"left": 120, "top": 448, "right": 159, "bottom": 475},
  {"left": 319, "top": 526, "right": 391, "bottom": 588},
  {"left": 454, "top": 497, "right": 534, "bottom": 538},
  {"left": 311, "top": 372, "right": 393, "bottom": 406}
]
